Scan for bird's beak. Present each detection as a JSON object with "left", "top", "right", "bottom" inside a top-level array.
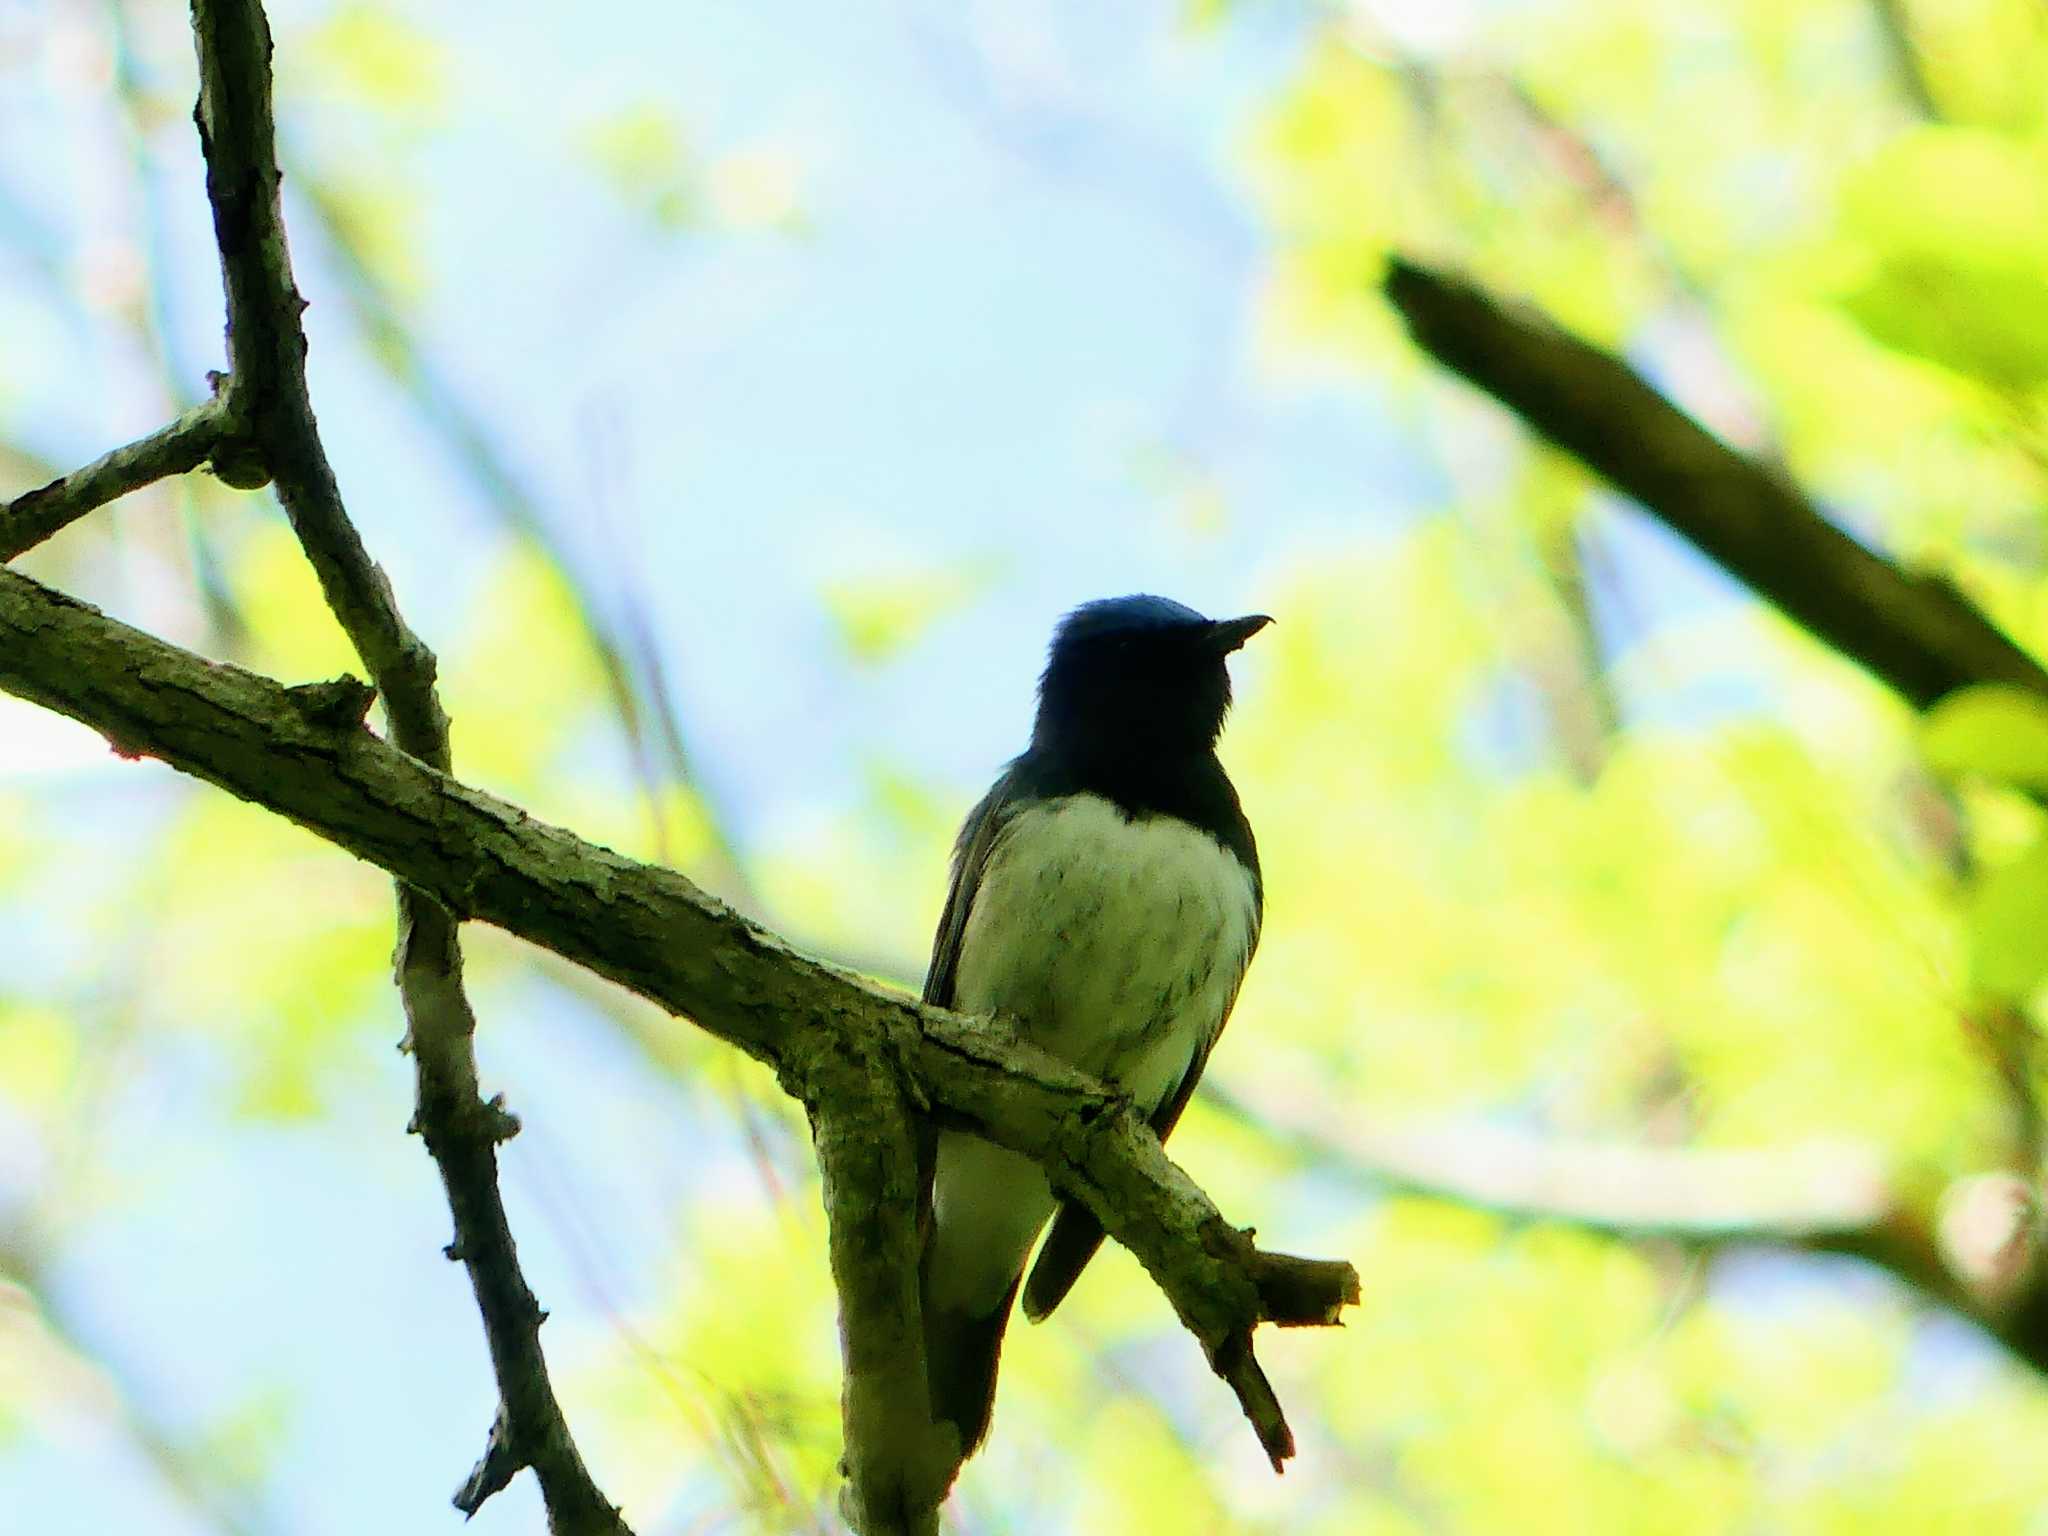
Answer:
[{"left": 1207, "top": 614, "right": 1273, "bottom": 653}]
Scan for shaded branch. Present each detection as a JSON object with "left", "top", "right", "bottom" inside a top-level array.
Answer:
[
  {"left": 188, "top": 1, "right": 625, "bottom": 1528},
  {"left": 0, "top": 561, "right": 1358, "bottom": 1476},
  {"left": 1383, "top": 257, "right": 2048, "bottom": 710},
  {"left": 799, "top": 1053, "right": 949, "bottom": 1535},
  {"left": 0, "top": 396, "right": 236, "bottom": 561}
]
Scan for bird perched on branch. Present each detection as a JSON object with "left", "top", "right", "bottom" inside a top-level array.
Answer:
[{"left": 919, "top": 593, "right": 1270, "bottom": 1461}]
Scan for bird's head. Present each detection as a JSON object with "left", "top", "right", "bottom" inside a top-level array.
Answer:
[{"left": 1033, "top": 594, "right": 1271, "bottom": 758}]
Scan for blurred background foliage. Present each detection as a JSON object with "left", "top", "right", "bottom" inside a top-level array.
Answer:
[{"left": 6, "top": 0, "right": 2048, "bottom": 1531}]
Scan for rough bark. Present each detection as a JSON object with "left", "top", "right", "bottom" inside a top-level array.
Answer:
[
  {"left": 0, "top": 396, "right": 236, "bottom": 560},
  {"left": 800, "top": 1053, "right": 951, "bottom": 1536}
]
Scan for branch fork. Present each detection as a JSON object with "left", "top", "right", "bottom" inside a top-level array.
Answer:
[{"left": 2, "top": 2, "right": 1363, "bottom": 1531}]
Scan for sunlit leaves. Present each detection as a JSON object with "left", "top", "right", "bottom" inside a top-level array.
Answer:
[
  {"left": 1962, "top": 833, "right": 2048, "bottom": 1003},
  {"left": 440, "top": 539, "right": 611, "bottom": 803},
  {"left": 298, "top": 3, "right": 450, "bottom": 120},
  {"left": 821, "top": 564, "right": 987, "bottom": 668},
  {"left": 307, "top": 171, "right": 429, "bottom": 299},
  {"left": 1228, "top": 543, "right": 1993, "bottom": 1160},
  {"left": 585, "top": 1208, "right": 842, "bottom": 1528},
  {"left": 1838, "top": 129, "right": 2048, "bottom": 390},
  {"left": 1918, "top": 685, "right": 2048, "bottom": 1002},
  {"left": 0, "top": 1005, "right": 78, "bottom": 1137},
  {"left": 188, "top": 1384, "right": 295, "bottom": 1499},
  {"left": 1229, "top": 0, "right": 2048, "bottom": 1520},
  {"left": 229, "top": 522, "right": 363, "bottom": 683},
  {"left": 580, "top": 104, "right": 698, "bottom": 232},
  {"left": 1246, "top": 40, "right": 1411, "bottom": 357},
  {"left": 1922, "top": 684, "right": 2048, "bottom": 790},
  {"left": 148, "top": 795, "right": 390, "bottom": 1118}
]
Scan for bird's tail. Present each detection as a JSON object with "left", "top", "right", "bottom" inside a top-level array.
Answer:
[{"left": 920, "top": 1262, "right": 1022, "bottom": 1461}]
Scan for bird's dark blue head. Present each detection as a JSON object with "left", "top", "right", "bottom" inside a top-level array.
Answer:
[{"left": 1032, "top": 595, "right": 1271, "bottom": 758}]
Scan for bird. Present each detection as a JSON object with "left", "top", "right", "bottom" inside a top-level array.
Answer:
[{"left": 918, "top": 593, "right": 1270, "bottom": 1463}]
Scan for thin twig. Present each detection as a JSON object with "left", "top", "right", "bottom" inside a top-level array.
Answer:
[
  {"left": 0, "top": 397, "right": 232, "bottom": 561},
  {"left": 187, "top": 1, "right": 628, "bottom": 1528}
]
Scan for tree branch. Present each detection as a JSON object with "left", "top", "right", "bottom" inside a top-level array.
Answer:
[
  {"left": 1867, "top": 0, "right": 1944, "bottom": 122},
  {"left": 187, "top": 1, "right": 626, "bottom": 1527},
  {"left": 1382, "top": 257, "right": 2048, "bottom": 710},
  {"left": 0, "top": 561, "right": 1358, "bottom": 1492},
  {"left": 1217, "top": 1068, "right": 2048, "bottom": 1373},
  {"left": 0, "top": 396, "right": 236, "bottom": 561},
  {"left": 799, "top": 1053, "right": 950, "bottom": 1535}
]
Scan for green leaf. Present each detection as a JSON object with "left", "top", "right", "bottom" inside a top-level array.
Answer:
[
  {"left": 1838, "top": 128, "right": 2048, "bottom": 389},
  {"left": 301, "top": 3, "right": 449, "bottom": 118},
  {"left": 1921, "top": 684, "right": 2048, "bottom": 789},
  {"left": 580, "top": 104, "right": 698, "bottom": 231},
  {"left": 820, "top": 565, "right": 987, "bottom": 667},
  {"left": 1969, "top": 830, "right": 2048, "bottom": 1002}
]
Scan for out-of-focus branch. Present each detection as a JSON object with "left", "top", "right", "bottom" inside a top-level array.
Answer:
[
  {"left": 1383, "top": 257, "right": 2048, "bottom": 710},
  {"left": 0, "top": 560, "right": 1360, "bottom": 1495},
  {"left": 1211, "top": 1080, "right": 1893, "bottom": 1239},
  {"left": 0, "top": 397, "right": 234, "bottom": 561},
  {"left": 1867, "top": 0, "right": 1944, "bottom": 122},
  {"left": 1531, "top": 517, "right": 1622, "bottom": 781},
  {"left": 288, "top": 168, "right": 758, "bottom": 902},
  {"left": 1213, "top": 1072, "right": 2048, "bottom": 1371},
  {"left": 188, "top": 2, "right": 626, "bottom": 1529}
]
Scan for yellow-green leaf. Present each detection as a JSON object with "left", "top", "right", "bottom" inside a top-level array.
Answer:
[
  {"left": 1969, "top": 830, "right": 2048, "bottom": 1002},
  {"left": 1921, "top": 683, "right": 2048, "bottom": 789}
]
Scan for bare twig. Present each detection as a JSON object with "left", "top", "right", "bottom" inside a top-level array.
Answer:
[
  {"left": 0, "top": 561, "right": 1360, "bottom": 1486},
  {"left": 0, "top": 396, "right": 234, "bottom": 561},
  {"left": 1383, "top": 257, "right": 2048, "bottom": 710},
  {"left": 187, "top": 1, "right": 626, "bottom": 1528}
]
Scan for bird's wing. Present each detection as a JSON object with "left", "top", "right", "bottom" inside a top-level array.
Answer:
[
  {"left": 922, "top": 768, "right": 1023, "bottom": 1010},
  {"left": 1020, "top": 896, "right": 1262, "bottom": 1323}
]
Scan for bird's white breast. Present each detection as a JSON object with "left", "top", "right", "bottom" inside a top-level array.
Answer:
[
  {"left": 954, "top": 793, "right": 1257, "bottom": 1095},
  {"left": 928, "top": 792, "right": 1258, "bottom": 1310}
]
